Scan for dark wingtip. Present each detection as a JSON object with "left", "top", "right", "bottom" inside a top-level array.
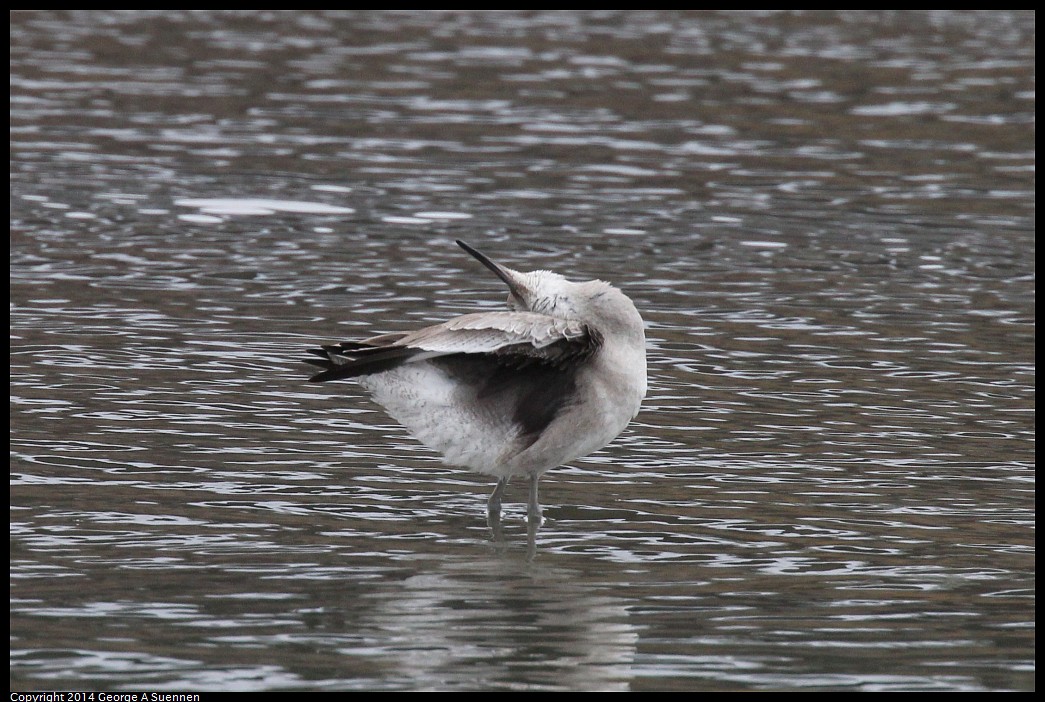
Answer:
[
  {"left": 304, "top": 344, "right": 422, "bottom": 383},
  {"left": 308, "top": 369, "right": 338, "bottom": 382}
]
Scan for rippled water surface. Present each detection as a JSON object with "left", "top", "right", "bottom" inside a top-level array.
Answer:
[{"left": 11, "top": 10, "right": 1034, "bottom": 692}]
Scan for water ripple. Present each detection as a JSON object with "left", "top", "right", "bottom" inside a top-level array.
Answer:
[{"left": 11, "top": 9, "right": 1033, "bottom": 693}]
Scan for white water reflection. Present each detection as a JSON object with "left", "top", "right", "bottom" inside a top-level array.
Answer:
[{"left": 176, "top": 198, "right": 356, "bottom": 216}]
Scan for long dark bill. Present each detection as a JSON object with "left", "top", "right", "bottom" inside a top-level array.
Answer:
[{"left": 456, "top": 240, "right": 526, "bottom": 302}]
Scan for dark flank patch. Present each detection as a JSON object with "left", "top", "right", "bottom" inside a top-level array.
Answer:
[{"left": 433, "top": 353, "right": 580, "bottom": 449}]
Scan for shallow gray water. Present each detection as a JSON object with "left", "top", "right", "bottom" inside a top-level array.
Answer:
[{"left": 10, "top": 10, "right": 1034, "bottom": 691}]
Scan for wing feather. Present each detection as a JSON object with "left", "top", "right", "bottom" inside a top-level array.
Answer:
[{"left": 306, "top": 312, "right": 601, "bottom": 383}]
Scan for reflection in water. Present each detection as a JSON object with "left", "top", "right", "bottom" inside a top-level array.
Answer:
[
  {"left": 359, "top": 559, "right": 637, "bottom": 691},
  {"left": 11, "top": 10, "right": 1034, "bottom": 692}
]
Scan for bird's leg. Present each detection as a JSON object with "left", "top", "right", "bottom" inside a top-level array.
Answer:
[
  {"left": 527, "top": 474, "right": 543, "bottom": 527},
  {"left": 488, "top": 476, "right": 509, "bottom": 539},
  {"left": 526, "top": 474, "right": 543, "bottom": 560}
]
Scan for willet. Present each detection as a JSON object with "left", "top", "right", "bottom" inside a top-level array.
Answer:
[{"left": 305, "top": 240, "right": 646, "bottom": 550}]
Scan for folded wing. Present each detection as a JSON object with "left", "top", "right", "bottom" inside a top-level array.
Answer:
[{"left": 305, "top": 311, "right": 601, "bottom": 383}]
